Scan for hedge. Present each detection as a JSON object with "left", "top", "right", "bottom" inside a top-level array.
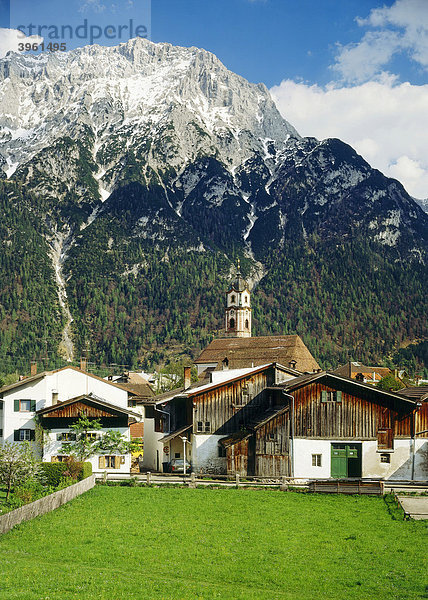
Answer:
[{"left": 40, "top": 461, "right": 92, "bottom": 486}]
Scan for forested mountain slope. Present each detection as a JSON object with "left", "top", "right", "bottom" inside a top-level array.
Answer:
[{"left": 0, "top": 38, "right": 427, "bottom": 373}]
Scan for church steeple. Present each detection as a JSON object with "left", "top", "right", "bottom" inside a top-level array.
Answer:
[{"left": 225, "top": 260, "right": 251, "bottom": 338}]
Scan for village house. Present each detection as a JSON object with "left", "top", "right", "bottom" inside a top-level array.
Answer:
[
  {"left": 142, "top": 362, "right": 300, "bottom": 473},
  {"left": 333, "top": 361, "right": 394, "bottom": 385},
  {"left": 0, "top": 365, "right": 142, "bottom": 474},
  {"left": 223, "top": 371, "right": 428, "bottom": 481}
]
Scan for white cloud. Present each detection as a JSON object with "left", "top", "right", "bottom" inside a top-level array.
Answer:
[
  {"left": 334, "top": 0, "right": 428, "bottom": 82},
  {"left": 0, "top": 28, "right": 43, "bottom": 59},
  {"left": 270, "top": 78, "right": 428, "bottom": 199}
]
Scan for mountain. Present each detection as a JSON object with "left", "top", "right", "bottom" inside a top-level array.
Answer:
[
  {"left": 415, "top": 198, "right": 428, "bottom": 214},
  {"left": 0, "top": 38, "right": 427, "bottom": 374}
]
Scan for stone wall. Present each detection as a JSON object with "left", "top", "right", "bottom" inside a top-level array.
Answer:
[{"left": 0, "top": 474, "right": 95, "bottom": 535}]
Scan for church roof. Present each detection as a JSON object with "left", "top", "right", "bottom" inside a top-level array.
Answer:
[
  {"left": 194, "top": 335, "right": 320, "bottom": 373},
  {"left": 227, "top": 275, "right": 248, "bottom": 293}
]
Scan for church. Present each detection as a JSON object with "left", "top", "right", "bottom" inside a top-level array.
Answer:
[
  {"left": 141, "top": 268, "right": 427, "bottom": 480},
  {"left": 194, "top": 263, "right": 320, "bottom": 375}
]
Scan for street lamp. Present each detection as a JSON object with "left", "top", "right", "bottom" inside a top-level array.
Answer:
[{"left": 179, "top": 436, "right": 189, "bottom": 475}]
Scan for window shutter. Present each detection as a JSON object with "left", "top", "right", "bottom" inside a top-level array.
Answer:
[
  {"left": 14, "top": 430, "right": 20, "bottom": 441},
  {"left": 115, "top": 456, "right": 121, "bottom": 469},
  {"left": 30, "top": 430, "right": 35, "bottom": 441},
  {"left": 321, "top": 391, "right": 327, "bottom": 403},
  {"left": 98, "top": 456, "right": 105, "bottom": 469},
  {"left": 30, "top": 400, "right": 36, "bottom": 412},
  {"left": 336, "top": 391, "right": 342, "bottom": 403},
  {"left": 14, "top": 399, "right": 19, "bottom": 412}
]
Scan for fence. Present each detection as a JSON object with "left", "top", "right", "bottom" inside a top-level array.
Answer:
[{"left": 0, "top": 474, "right": 96, "bottom": 535}]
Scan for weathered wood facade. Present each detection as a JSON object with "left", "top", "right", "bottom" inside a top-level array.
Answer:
[
  {"left": 254, "top": 409, "right": 291, "bottom": 477},
  {"left": 287, "top": 380, "right": 415, "bottom": 442},
  {"left": 37, "top": 395, "right": 136, "bottom": 429},
  {"left": 190, "top": 368, "right": 275, "bottom": 435},
  {"left": 224, "top": 373, "right": 424, "bottom": 479}
]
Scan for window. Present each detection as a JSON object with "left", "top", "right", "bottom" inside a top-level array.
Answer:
[
  {"left": 268, "top": 432, "right": 276, "bottom": 441},
  {"left": 197, "top": 421, "right": 210, "bottom": 433},
  {"left": 321, "top": 391, "right": 342, "bottom": 403},
  {"left": 312, "top": 454, "right": 322, "bottom": 467},
  {"left": 14, "top": 429, "right": 35, "bottom": 441},
  {"left": 218, "top": 445, "right": 227, "bottom": 458},
  {"left": 82, "top": 432, "right": 99, "bottom": 440},
  {"left": 105, "top": 456, "right": 116, "bottom": 468},
  {"left": 229, "top": 317, "right": 235, "bottom": 329},
  {"left": 56, "top": 432, "right": 77, "bottom": 441},
  {"left": 380, "top": 454, "right": 391, "bottom": 463},
  {"left": 14, "top": 399, "right": 36, "bottom": 412},
  {"left": 99, "top": 455, "right": 121, "bottom": 469},
  {"left": 231, "top": 295, "right": 235, "bottom": 303},
  {"left": 51, "top": 455, "right": 69, "bottom": 463},
  {"left": 175, "top": 452, "right": 180, "bottom": 458},
  {"left": 377, "top": 429, "right": 393, "bottom": 450},
  {"left": 128, "top": 399, "right": 137, "bottom": 408},
  {"left": 245, "top": 319, "right": 249, "bottom": 329}
]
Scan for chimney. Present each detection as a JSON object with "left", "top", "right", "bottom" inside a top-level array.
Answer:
[
  {"left": 184, "top": 366, "right": 191, "bottom": 390},
  {"left": 30, "top": 361, "right": 37, "bottom": 376},
  {"left": 80, "top": 357, "right": 87, "bottom": 371},
  {"left": 52, "top": 390, "right": 58, "bottom": 405}
]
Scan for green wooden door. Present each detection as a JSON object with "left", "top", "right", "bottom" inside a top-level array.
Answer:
[
  {"left": 331, "top": 445, "right": 347, "bottom": 478},
  {"left": 331, "top": 444, "right": 362, "bottom": 478}
]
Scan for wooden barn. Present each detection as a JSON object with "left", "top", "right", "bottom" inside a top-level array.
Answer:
[
  {"left": 222, "top": 372, "right": 427, "bottom": 481},
  {"left": 142, "top": 363, "right": 298, "bottom": 473}
]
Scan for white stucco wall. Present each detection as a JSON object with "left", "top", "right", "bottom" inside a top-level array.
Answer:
[
  {"left": 293, "top": 437, "right": 428, "bottom": 481},
  {"left": 142, "top": 418, "right": 164, "bottom": 471},
  {"left": 0, "top": 368, "right": 130, "bottom": 460},
  {"left": 293, "top": 439, "right": 332, "bottom": 479},
  {"left": 42, "top": 427, "right": 132, "bottom": 474},
  {"left": 192, "top": 434, "right": 227, "bottom": 474}
]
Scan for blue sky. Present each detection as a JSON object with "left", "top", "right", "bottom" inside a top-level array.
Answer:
[
  {"left": 0, "top": 0, "right": 427, "bottom": 197},
  {"left": 2, "top": 0, "right": 421, "bottom": 86}
]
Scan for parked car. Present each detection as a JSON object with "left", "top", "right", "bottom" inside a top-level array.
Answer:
[{"left": 168, "top": 458, "right": 191, "bottom": 473}]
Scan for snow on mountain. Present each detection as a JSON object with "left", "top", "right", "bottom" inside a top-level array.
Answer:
[
  {"left": 0, "top": 37, "right": 426, "bottom": 262},
  {"left": 0, "top": 37, "right": 297, "bottom": 181}
]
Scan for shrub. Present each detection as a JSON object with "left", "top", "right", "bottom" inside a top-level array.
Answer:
[
  {"left": 40, "top": 463, "right": 69, "bottom": 487},
  {"left": 79, "top": 462, "right": 92, "bottom": 480}
]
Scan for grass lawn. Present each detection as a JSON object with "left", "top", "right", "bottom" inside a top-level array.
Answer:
[{"left": 0, "top": 486, "right": 426, "bottom": 599}]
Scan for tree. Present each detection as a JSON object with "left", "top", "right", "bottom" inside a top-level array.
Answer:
[
  {"left": 60, "top": 416, "right": 134, "bottom": 460},
  {"left": 97, "top": 430, "right": 132, "bottom": 454},
  {"left": 60, "top": 415, "right": 103, "bottom": 461},
  {"left": 0, "top": 441, "right": 40, "bottom": 501},
  {"left": 377, "top": 374, "right": 404, "bottom": 392}
]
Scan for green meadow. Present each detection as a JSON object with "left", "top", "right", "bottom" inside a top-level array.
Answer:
[{"left": 0, "top": 486, "right": 426, "bottom": 599}]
